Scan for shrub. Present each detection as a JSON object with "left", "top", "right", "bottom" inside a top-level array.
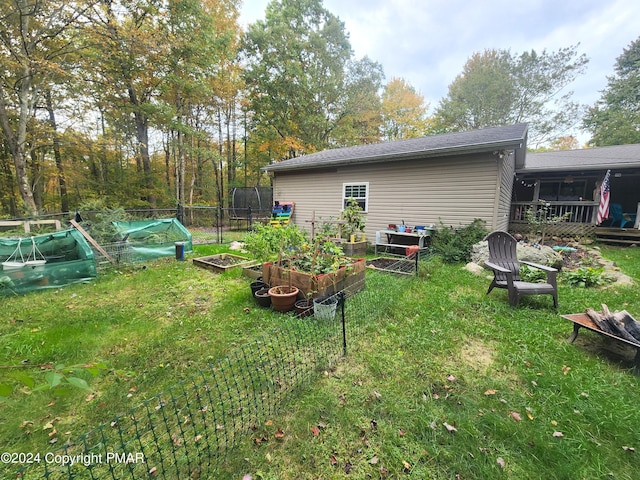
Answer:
[
  {"left": 519, "top": 264, "right": 548, "bottom": 283},
  {"left": 562, "top": 267, "right": 615, "bottom": 288},
  {"left": 78, "top": 199, "right": 130, "bottom": 244},
  {"left": 431, "top": 219, "right": 488, "bottom": 263},
  {"left": 242, "top": 223, "right": 309, "bottom": 263}
]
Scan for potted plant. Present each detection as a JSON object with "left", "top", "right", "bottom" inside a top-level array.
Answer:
[
  {"left": 341, "top": 197, "right": 367, "bottom": 257},
  {"left": 267, "top": 236, "right": 300, "bottom": 312},
  {"left": 268, "top": 284, "right": 299, "bottom": 312}
]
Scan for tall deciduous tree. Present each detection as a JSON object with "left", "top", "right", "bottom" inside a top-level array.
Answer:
[
  {"left": 242, "top": 0, "right": 383, "bottom": 159},
  {"left": 161, "top": 0, "right": 241, "bottom": 209},
  {"left": 83, "top": 0, "right": 173, "bottom": 207},
  {"left": 434, "top": 46, "right": 589, "bottom": 147},
  {"left": 0, "top": 0, "right": 93, "bottom": 215},
  {"left": 583, "top": 37, "right": 640, "bottom": 146},
  {"left": 381, "top": 77, "right": 430, "bottom": 141}
]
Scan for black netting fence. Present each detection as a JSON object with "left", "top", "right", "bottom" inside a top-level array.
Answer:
[{"left": 6, "top": 273, "right": 410, "bottom": 479}]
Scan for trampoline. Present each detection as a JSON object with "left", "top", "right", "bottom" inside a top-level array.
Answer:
[{"left": 229, "top": 186, "right": 273, "bottom": 221}]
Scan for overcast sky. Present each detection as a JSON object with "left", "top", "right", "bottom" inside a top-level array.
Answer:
[{"left": 239, "top": 0, "right": 640, "bottom": 143}]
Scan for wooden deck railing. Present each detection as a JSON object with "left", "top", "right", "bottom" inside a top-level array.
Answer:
[
  {"left": 509, "top": 201, "right": 598, "bottom": 237},
  {"left": 510, "top": 201, "right": 598, "bottom": 224}
]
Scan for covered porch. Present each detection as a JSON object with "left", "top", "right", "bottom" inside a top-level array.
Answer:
[{"left": 509, "top": 165, "right": 640, "bottom": 244}]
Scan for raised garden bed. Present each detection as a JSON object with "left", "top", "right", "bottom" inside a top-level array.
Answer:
[
  {"left": 262, "top": 258, "right": 366, "bottom": 298},
  {"left": 193, "top": 253, "right": 257, "bottom": 273},
  {"left": 366, "top": 257, "right": 415, "bottom": 275},
  {"left": 242, "top": 263, "right": 263, "bottom": 280}
]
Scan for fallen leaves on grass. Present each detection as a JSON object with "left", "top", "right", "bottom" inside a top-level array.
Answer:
[
  {"left": 510, "top": 411, "right": 522, "bottom": 422},
  {"left": 443, "top": 422, "right": 457, "bottom": 433}
]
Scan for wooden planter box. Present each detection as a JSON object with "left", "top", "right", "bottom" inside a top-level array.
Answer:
[
  {"left": 331, "top": 238, "right": 368, "bottom": 258},
  {"left": 262, "top": 258, "right": 366, "bottom": 298},
  {"left": 343, "top": 241, "right": 367, "bottom": 257},
  {"left": 193, "top": 254, "right": 257, "bottom": 273},
  {"left": 242, "top": 264, "right": 263, "bottom": 280}
]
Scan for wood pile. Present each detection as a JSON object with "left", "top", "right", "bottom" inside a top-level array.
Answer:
[{"left": 585, "top": 304, "right": 640, "bottom": 345}]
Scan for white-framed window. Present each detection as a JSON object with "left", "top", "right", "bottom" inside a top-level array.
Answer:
[{"left": 343, "top": 182, "right": 369, "bottom": 212}]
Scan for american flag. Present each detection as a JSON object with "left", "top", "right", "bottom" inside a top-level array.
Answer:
[{"left": 596, "top": 170, "right": 611, "bottom": 225}]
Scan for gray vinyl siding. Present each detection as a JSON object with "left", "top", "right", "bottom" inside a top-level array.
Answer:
[
  {"left": 495, "top": 151, "right": 516, "bottom": 231},
  {"left": 272, "top": 152, "right": 503, "bottom": 240}
]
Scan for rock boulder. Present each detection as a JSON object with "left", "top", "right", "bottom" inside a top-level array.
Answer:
[{"left": 471, "top": 241, "right": 563, "bottom": 270}]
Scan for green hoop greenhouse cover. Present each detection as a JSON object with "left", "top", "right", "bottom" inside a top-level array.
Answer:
[
  {"left": 0, "top": 229, "right": 97, "bottom": 296},
  {"left": 111, "top": 218, "right": 192, "bottom": 261}
]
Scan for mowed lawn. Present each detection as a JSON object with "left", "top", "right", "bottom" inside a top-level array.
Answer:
[{"left": 2, "top": 243, "right": 640, "bottom": 479}]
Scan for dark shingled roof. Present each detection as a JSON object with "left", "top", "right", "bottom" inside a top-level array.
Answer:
[
  {"left": 263, "top": 123, "right": 528, "bottom": 172},
  {"left": 521, "top": 144, "right": 640, "bottom": 173}
]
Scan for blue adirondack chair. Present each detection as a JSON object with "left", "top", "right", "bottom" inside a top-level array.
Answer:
[{"left": 609, "top": 203, "right": 636, "bottom": 228}]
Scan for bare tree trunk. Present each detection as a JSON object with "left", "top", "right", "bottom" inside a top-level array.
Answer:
[
  {"left": 216, "top": 108, "right": 225, "bottom": 212},
  {"left": 129, "top": 85, "right": 156, "bottom": 208},
  {"left": 163, "top": 132, "right": 171, "bottom": 190},
  {"left": 176, "top": 128, "right": 185, "bottom": 208},
  {"left": 0, "top": 79, "right": 38, "bottom": 215},
  {"left": 0, "top": 148, "right": 19, "bottom": 216},
  {"left": 45, "top": 89, "right": 68, "bottom": 213},
  {"left": 29, "top": 147, "right": 43, "bottom": 212}
]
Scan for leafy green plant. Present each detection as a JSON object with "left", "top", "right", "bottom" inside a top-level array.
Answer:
[
  {"left": 524, "top": 200, "right": 571, "bottom": 245},
  {"left": 562, "top": 266, "right": 615, "bottom": 287},
  {"left": 519, "top": 264, "right": 548, "bottom": 283},
  {"left": 431, "top": 218, "right": 488, "bottom": 263},
  {"left": 340, "top": 197, "right": 366, "bottom": 240},
  {"left": 242, "top": 224, "right": 309, "bottom": 263},
  {"left": 0, "top": 363, "right": 108, "bottom": 398},
  {"left": 316, "top": 216, "right": 340, "bottom": 241},
  {"left": 78, "top": 199, "right": 130, "bottom": 244},
  {"left": 242, "top": 224, "right": 351, "bottom": 276}
]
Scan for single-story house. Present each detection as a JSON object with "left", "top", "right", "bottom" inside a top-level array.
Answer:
[
  {"left": 263, "top": 123, "right": 528, "bottom": 242},
  {"left": 263, "top": 124, "right": 640, "bottom": 245}
]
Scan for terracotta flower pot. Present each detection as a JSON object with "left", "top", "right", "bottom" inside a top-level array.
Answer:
[{"left": 268, "top": 285, "right": 299, "bottom": 312}]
